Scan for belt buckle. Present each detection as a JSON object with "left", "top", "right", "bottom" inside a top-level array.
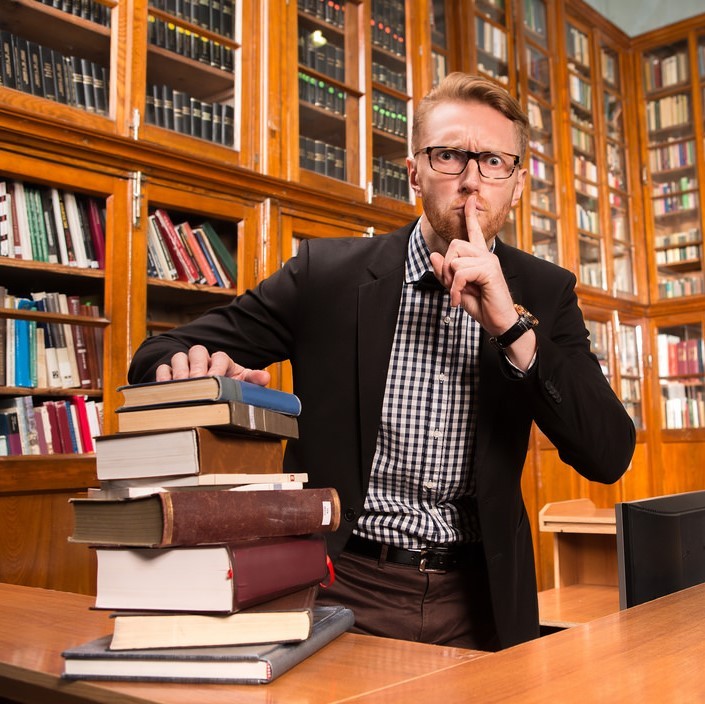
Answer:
[{"left": 418, "top": 549, "right": 447, "bottom": 574}]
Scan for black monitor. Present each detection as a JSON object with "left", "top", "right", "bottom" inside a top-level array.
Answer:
[{"left": 616, "top": 490, "right": 705, "bottom": 609}]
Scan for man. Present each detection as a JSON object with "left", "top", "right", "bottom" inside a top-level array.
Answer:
[{"left": 128, "top": 73, "right": 636, "bottom": 650}]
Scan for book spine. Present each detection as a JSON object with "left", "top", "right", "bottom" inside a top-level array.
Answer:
[{"left": 162, "top": 488, "right": 340, "bottom": 545}]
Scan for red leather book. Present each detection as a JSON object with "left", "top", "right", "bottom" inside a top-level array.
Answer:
[
  {"left": 153, "top": 209, "right": 201, "bottom": 283},
  {"left": 93, "top": 535, "right": 329, "bottom": 612},
  {"left": 69, "top": 486, "right": 340, "bottom": 546}
]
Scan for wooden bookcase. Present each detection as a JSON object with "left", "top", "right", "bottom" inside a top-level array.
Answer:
[{"left": 1, "top": 0, "right": 705, "bottom": 595}]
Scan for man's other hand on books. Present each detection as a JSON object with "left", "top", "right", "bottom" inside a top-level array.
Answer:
[{"left": 155, "top": 344, "right": 271, "bottom": 386}]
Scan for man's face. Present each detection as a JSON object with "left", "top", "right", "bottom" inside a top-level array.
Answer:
[{"left": 408, "top": 101, "right": 527, "bottom": 251}]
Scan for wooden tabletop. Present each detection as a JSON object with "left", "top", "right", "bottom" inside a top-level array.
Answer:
[
  {"left": 0, "top": 583, "right": 483, "bottom": 704},
  {"left": 538, "top": 584, "right": 620, "bottom": 628},
  {"left": 346, "top": 582, "right": 705, "bottom": 703}
]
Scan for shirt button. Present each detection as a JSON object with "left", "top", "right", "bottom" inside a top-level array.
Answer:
[
  {"left": 438, "top": 373, "right": 447, "bottom": 382},
  {"left": 443, "top": 316, "right": 452, "bottom": 325},
  {"left": 431, "top": 429, "right": 442, "bottom": 439}
]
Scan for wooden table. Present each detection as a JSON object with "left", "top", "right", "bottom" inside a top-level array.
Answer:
[
  {"left": 0, "top": 583, "right": 483, "bottom": 704},
  {"left": 347, "top": 582, "right": 705, "bottom": 703},
  {"left": 3, "top": 581, "right": 705, "bottom": 703}
]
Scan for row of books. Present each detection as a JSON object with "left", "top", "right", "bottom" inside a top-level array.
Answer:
[
  {"left": 646, "top": 95, "right": 690, "bottom": 132},
  {"left": 370, "top": 2, "right": 406, "bottom": 58},
  {"left": 62, "top": 375, "right": 353, "bottom": 683},
  {"left": 149, "top": 0, "right": 235, "bottom": 39},
  {"left": 652, "top": 194, "right": 698, "bottom": 216},
  {"left": 145, "top": 83, "right": 235, "bottom": 147},
  {"left": 654, "top": 228, "right": 701, "bottom": 249},
  {"left": 299, "top": 72, "right": 346, "bottom": 116},
  {"left": 643, "top": 51, "right": 689, "bottom": 92},
  {"left": 373, "top": 156, "right": 410, "bottom": 202},
  {"left": 661, "top": 385, "right": 705, "bottom": 430},
  {"left": 655, "top": 244, "right": 700, "bottom": 266},
  {"left": 0, "top": 32, "right": 108, "bottom": 116},
  {"left": 0, "top": 394, "right": 102, "bottom": 456},
  {"left": 372, "top": 60, "right": 406, "bottom": 93},
  {"left": 372, "top": 90, "right": 408, "bottom": 138},
  {"left": 652, "top": 176, "right": 698, "bottom": 197},
  {"left": 649, "top": 139, "right": 695, "bottom": 172},
  {"left": 299, "top": 136, "right": 346, "bottom": 182},
  {"left": 148, "top": 15, "right": 234, "bottom": 72},
  {"left": 658, "top": 274, "right": 704, "bottom": 299},
  {"left": 146, "top": 209, "right": 236, "bottom": 287},
  {"left": 476, "top": 18, "right": 509, "bottom": 63},
  {"left": 298, "top": 0, "right": 345, "bottom": 29},
  {"left": 298, "top": 28, "right": 345, "bottom": 83},
  {"left": 0, "top": 179, "right": 105, "bottom": 269},
  {"left": 1, "top": 287, "right": 103, "bottom": 392},
  {"left": 657, "top": 334, "right": 705, "bottom": 378},
  {"left": 37, "top": 0, "right": 111, "bottom": 26},
  {"left": 566, "top": 25, "right": 590, "bottom": 67}
]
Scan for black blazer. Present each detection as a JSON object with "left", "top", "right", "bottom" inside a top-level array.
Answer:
[{"left": 129, "top": 221, "right": 636, "bottom": 647}]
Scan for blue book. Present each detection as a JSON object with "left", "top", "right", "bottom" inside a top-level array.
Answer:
[
  {"left": 117, "top": 375, "right": 302, "bottom": 416},
  {"left": 62, "top": 605, "right": 354, "bottom": 684},
  {"left": 14, "top": 298, "right": 36, "bottom": 388}
]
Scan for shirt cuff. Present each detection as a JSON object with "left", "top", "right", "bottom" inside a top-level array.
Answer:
[{"left": 504, "top": 350, "right": 538, "bottom": 378}]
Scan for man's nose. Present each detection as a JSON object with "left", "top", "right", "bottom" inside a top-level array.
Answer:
[{"left": 459, "top": 158, "right": 482, "bottom": 190}]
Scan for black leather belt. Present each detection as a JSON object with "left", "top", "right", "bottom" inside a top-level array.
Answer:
[{"left": 344, "top": 534, "right": 482, "bottom": 573}]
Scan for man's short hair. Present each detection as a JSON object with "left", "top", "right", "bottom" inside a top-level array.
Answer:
[{"left": 411, "top": 73, "right": 530, "bottom": 160}]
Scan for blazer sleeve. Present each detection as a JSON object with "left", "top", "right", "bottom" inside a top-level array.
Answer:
[{"left": 524, "top": 268, "right": 636, "bottom": 484}]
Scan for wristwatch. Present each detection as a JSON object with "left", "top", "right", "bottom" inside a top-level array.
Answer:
[{"left": 489, "top": 304, "right": 539, "bottom": 350}]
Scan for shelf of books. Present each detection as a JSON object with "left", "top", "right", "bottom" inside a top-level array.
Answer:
[
  {"left": 369, "top": 0, "right": 413, "bottom": 205},
  {"left": 0, "top": 155, "right": 118, "bottom": 463},
  {"left": 516, "top": 0, "right": 561, "bottom": 263},
  {"left": 641, "top": 37, "right": 704, "bottom": 300},
  {"left": 0, "top": 0, "right": 115, "bottom": 127},
  {"left": 471, "top": 0, "right": 514, "bottom": 90},
  {"left": 141, "top": 182, "right": 258, "bottom": 337},
  {"left": 616, "top": 318, "right": 645, "bottom": 432},
  {"left": 137, "top": 0, "right": 254, "bottom": 167},
  {"left": 656, "top": 319, "right": 705, "bottom": 431},
  {"left": 296, "top": 0, "right": 362, "bottom": 191},
  {"left": 563, "top": 18, "right": 605, "bottom": 290},
  {"left": 600, "top": 40, "right": 636, "bottom": 297},
  {"left": 430, "top": 0, "right": 450, "bottom": 87}
]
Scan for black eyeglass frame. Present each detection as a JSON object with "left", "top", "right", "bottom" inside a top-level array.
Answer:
[{"left": 414, "top": 146, "right": 522, "bottom": 179}]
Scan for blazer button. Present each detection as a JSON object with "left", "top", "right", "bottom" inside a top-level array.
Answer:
[
  {"left": 344, "top": 509, "right": 357, "bottom": 522},
  {"left": 544, "top": 380, "right": 562, "bottom": 403}
]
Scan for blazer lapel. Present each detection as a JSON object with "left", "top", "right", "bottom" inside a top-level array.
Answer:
[{"left": 357, "top": 226, "right": 412, "bottom": 480}]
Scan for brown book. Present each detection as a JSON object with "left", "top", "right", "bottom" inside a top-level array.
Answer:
[
  {"left": 115, "top": 400, "right": 299, "bottom": 439},
  {"left": 69, "top": 486, "right": 341, "bottom": 546},
  {"left": 95, "top": 427, "right": 284, "bottom": 481},
  {"left": 93, "top": 536, "right": 328, "bottom": 612},
  {"left": 108, "top": 586, "right": 318, "bottom": 650}
]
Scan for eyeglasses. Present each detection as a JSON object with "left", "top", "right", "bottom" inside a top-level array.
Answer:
[{"left": 414, "top": 146, "right": 521, "bottom": 179}]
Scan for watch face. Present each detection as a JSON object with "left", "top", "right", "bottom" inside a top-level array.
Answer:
[{"left": 515, "top": 304, "right": 538, "bottom": 327}]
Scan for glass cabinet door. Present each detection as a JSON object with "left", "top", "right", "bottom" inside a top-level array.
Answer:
[
  {"left": 585, "top": 317, "right": 612, "bottom": 382},
  {"left": 472, "top": 0, "right": 513, "bottom": 89},
  {"left": 370, "top": 0, "right": 412, "bottom": 203},
  {"left": 616, "top": 320, "right": 644, "bottom": 431},
  {"left": 517, "top": 0, "right": 560, "bottom": 263},
  {"left": 656, "top": 322, "right": 705, "bottom": 430},
  {"left": 642, "top": 39, "right": 703, "bottom": 300},
  {"left": 431, "top": 0, "right": 449, "bottom": 86},
  {"left": 600, "top": 43, "right": 636, "bottom": 297},
  {"left": 565, "top": 20, "right": 604, "bottom": 290}
]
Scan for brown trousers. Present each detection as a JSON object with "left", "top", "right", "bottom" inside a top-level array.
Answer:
[{"left": 316, "top": 548, "right": 499, "bottom": 651}]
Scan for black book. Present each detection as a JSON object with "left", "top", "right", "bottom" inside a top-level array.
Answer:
[
  {"left": 0, "top": 30, "right": 16, "bottom": 89},
  {"left": 172, "top": 89, "right": 185, "bottom": 134},
  {"left": 27, "top": 42, "right": 44, "bottom": 97},
  {"left": 161, "top": 84, "right": 174, "bottom": 130},
  {"left": 80, "top": 58, "right": 95, "bottom": 112},
  {"left": 91, "top": 63, "right": 107, "bottom": 115},
  {"left": 68, "top": 56, "right": 85, "bottom": 108},
  {"left": 200, "top": 100, "right": 212, "bottom": 141},
  {"left": 39, "top": 46, "right": 56, "bottom": 101},
  {"left": 222, "top": 102, "right": 234, "bottom": 146},
  {"left": 190, "top": 96, "right": 202, "bottom": 136},
  {"left": 180, "top": 93, "right": 192, "bottom": 135},
  {"left": 12, "top": 36, "right": 32, "bottom": 94},
  {"left": 151, "top": 83, "right": 163, "bottom": 127},
  {"left": 144, "top": 85, "right": 156, "bottom": 125},
  {"left": 53, "top": 50, "right": 69, "bottom": 104},
  {"left": 211, "top": 100, "right": 221, "bottom": 144},
  {"left": 221, "top": 0, "right": 234, "bottom": 38}
]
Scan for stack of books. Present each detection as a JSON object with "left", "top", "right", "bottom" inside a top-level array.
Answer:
[{"left": 62, "top": 376, "right": 354, "bottom": 684}]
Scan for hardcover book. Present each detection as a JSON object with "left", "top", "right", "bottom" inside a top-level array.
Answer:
[
  {"left": 117, "top": 375, "right": 302, "bottom": 416},
  {"left": 108, "top": 585, "right": 318, "bottom": 650},
  {"left": 62, "top": 605, "right": 354, "bottom": 683},
  {"left": 69, "top": 486, "right": 340, "bottom": 546},
  {"left": 95, "top": 426, "right": 284, "bottom": 480},
  {"left": 93, "top": 535, "right": 329, "bottom": 612},
  {"left": 115, "top": 400, "right": 299, "bottom": 439}
]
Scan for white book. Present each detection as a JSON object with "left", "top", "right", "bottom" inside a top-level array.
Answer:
[
  {"left": 61, "top": 192, "right": 89, "bottom": 268},
  {"left": 10, "top": 182, "right": 32, "bottom": 261},
  {"left": 50, "top": 188, "right": 70, "bottom": 265}
]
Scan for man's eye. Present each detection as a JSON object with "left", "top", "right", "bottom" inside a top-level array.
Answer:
[
  {"left": 439, "top": 150, "right": 458, "bottom": 161},
  {"left": 485, "top": 154, "right": 503, "bottom": 167}
]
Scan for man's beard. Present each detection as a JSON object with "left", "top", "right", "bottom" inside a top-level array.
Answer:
[{"left": 428, "top": 199, "right": 513, "bottom": 245}]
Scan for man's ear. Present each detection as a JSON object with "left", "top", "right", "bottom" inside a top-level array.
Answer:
[
  {"left": 511, "top": 167, "right": 527, "bottom": 206},
  {"left": 407, "top": 156, "right": 422, "bottom": 197}
]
